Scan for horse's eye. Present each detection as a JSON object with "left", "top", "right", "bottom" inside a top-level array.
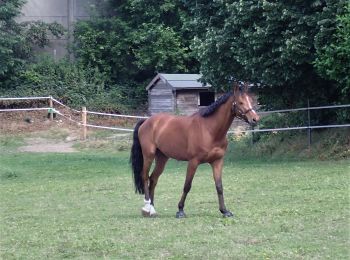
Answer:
[{"left": 239, "top": 102, "right": 243, "bottom": 105}]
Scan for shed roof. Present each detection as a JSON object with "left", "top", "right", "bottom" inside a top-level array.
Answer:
[{"left": 146, "top": 73, "right": 211, "bottom": 90}]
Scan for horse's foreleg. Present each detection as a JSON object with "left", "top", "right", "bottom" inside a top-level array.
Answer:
[
  {"left": 149, "top": 152, "right": 168, "bottom": 206},
  {"left": 211, "top": 159, "right": 233, "bottom": 217},
  {"left": 176, "top": 160, "right": 198, "bottom": 218}
]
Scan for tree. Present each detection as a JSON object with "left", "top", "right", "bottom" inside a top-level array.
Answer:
[
  {"left": 0, "top": 0, "right": 25, "bottom": 76},
  {"left": 73, "top": 0, "right": 198, "bottom": 108},
  {"left": 315, "top": 2, "right": 350, "bottom": 103},
  {"left": 0, "top": 0, "right": 64, "bottom": 89},
  {"left": 186, "top": 0, "right": 347, "bottom": 111}
]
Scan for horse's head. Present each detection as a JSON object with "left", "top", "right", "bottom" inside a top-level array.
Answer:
[{"left": 232, "top": 83, "right": 260, "bottom": 126}]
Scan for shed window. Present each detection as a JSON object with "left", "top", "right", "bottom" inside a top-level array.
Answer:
[{"left": 199, "top": 92, "right": 215, "bottom": 106}]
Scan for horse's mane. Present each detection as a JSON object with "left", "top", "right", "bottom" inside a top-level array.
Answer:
[{"left": 199, "top": 92, "right": 233, "bottom": 117}]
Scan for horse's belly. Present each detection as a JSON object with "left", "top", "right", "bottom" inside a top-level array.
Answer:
[
  {"left": 205, "top": 147, "right": 226, "bottom": 162},
  {"left": 156, "top": 134, "right": 189, "bottom": 161}
]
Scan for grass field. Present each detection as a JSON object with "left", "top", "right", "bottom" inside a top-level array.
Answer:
[{"left": 1, "top": 140, "right": 349, "bottom": 259}]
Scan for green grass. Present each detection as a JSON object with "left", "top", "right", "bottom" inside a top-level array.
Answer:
[
  {"left": 229, "top": 128, "right": 350, "bottom": 161},
  {"left": 0, "top": 134, "right": 24, "bottom": 151},
  {"left": 1, "top": 149, "right": 349, "bottom": 259}
]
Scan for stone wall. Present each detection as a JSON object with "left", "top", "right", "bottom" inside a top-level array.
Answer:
[{"left": 18, "top": 0, "right": 95, "bottom": 58}]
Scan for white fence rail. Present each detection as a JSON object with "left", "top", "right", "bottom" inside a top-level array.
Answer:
[
  {"left": 0, "top": 96, "right": 51, "bottom": 101},
  {"left": 0, "top": 107, "right": 50, "bottom": 112},
  {"left": 228, "top": 124, "right": 350, "bottom": 134},
  {"left": 1, "top": 96, "right": 349, "bottom": 140},
  {"left": 258, "top": 104, "right": 350, "bottom": 114},
  {"left": 86, "top": 110, "right": 149, "bottom": 119}
]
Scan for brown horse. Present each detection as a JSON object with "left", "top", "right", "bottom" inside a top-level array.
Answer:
[{"left": 130, "top": 83, "right": 259, "bottom": 218}]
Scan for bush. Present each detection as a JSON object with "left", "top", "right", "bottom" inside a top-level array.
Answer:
[
  {"left": 229, "top": 128, "right": 350, "bottom": 161},
  {"left": 0, "top": 56, "right": 128, "bottom": 112}
]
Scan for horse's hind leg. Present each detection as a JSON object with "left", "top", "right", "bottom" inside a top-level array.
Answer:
[
  {"left": 141, "top": 149, "right": 156, "bottom": 217},
  {"left": 149, "top": 151, "right": 168, "bottom": 206}
]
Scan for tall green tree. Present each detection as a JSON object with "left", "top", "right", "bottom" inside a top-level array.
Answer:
[
  {"left": 186, "top": 0, "right": 347, "bottom": 111},
  {"left": 315, "top": 2, "right": 350, "bottom": 102},
  {"left": 0, "top": 0, "right": 64, "bottom": 89},
  {"left": 0, "top": 0, "right": 25, "bottom": 76}
]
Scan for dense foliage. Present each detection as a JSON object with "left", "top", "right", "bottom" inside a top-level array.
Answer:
[
  {"left": 185, "top": 0, "right": 348, "bottom": 108},
  {"left": 0, "top": 0, "right": 64, "bottom": 92},
  {"left": 0, "top": 0, "right": 26, "bottom": 77},
  {"left": 4, "top": 56, "right": 127, "bottom": 111},
  {"left": 72, "top": 0, "right": 198, "bottom": 108},
  {"left": 0, "top": 0, "right": 349, "bottom": 120},
  {"left": 315, "top": 2, "right": 350, "bottom": 101}
]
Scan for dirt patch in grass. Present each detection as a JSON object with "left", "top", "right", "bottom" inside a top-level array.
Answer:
[
  {"left": 1, "top": 110, "right": 135, "bottom": 153},
  {"left": 18, "top": 137, "right": 77, "bottom": 153}
]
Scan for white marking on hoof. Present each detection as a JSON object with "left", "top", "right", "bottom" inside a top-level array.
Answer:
[{"left": 141, "top": 199, "right": 157, "bottom": 217}]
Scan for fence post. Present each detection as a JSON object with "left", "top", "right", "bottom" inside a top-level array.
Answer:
[
  {"left": 82, "top": 106, "right": 87, "bottom": 140},
  {"left": 49, "top": 96, "right": 54, "bottom": 121},
  {"left": 307, "top": 99, "right": 311, "bottom": 150}
]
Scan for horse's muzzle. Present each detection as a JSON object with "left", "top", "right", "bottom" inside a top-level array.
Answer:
[
  {"left": 248, "top": 114, "right": 259, "bottom": 127},
  {"left": 250, "top": 118, "right": 258, "bottom": 127}
]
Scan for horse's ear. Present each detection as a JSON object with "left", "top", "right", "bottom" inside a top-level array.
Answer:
[
  {"left": 244, "top": 82, "right": 249, "bottom": 93},
  {"left": 233, "top": 82, "right": 240, "bottom": 95}
]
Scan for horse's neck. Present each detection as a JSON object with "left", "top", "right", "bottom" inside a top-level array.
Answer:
[{"left": 204, "top": 96, "right": 234, "bottom": 139}]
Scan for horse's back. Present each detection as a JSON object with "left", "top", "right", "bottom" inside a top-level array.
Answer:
[
  {"left": 141, "top": 113, "right": 196, "bottom": 140},
  {"left": 138, "top": 113, "right": 199, "bottom": 160}
]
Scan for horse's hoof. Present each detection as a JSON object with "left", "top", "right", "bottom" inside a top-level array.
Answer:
[
  {"left": 176, "top": 211, "right": 186, "bottom": 218},
  {"left": 141, "top": 203, "right": 157, "bottom": 218},
  {"left": 141, "top": 209, "right": 157, "bottom": 218},
  {"left": 222, "top": 211, "right": 234, "bottom": 218}
]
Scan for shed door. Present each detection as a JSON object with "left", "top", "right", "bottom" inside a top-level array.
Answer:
[{"left": 199, "top": 92, "right": 215, "bottom": 106}]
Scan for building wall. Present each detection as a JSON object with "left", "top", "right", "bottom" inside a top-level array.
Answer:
[
  {"left": 18, "top": 0, "right": 95, "bottom": 58},
  {"left": 149, "top": 86, "right": 215, "bottom": 116},
  {"left": 176, "top": 90, "right": 199, "bottom": 115},
  {"left": 148, "top": 80, "right": 174, "bottom": 115}
]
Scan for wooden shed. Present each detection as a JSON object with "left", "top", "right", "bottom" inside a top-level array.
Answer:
[{"left": 146, "top": 73, "right": 214, "bottom": 115}]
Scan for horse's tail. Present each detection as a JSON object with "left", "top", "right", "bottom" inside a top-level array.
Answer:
[{"left": 130, "top": 119, "right": 146, "bottom": 194}]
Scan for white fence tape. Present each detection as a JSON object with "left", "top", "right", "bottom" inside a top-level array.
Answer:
[
  {"left": 55, "top": 110, "right": 134, "bottom": 132},
  {"left": 1, "top": 95, "right": 349, "bottom": 134},
  {"left": 82, "top": 123, "right": 350, "bottom": 134},
  {"left": 51, "top": 97, "right": 81, "bottom": 113},
  {"left": 0, "top": 107, "right": 50, "bottom": 112},
  {"left": 228, "top": 124, "right": 350, "bottom": 134},
  {"left": 84, "top": 124, "right": 133, "bottom": 132},
  {"left": 258, "top": 104, "right": 350, "bottom": 114},
  {"left": 55, "top": 111, "right": 81, "bottom": 124},
  {"left": 0, "top": 96, "right": 50, "bottom": 101},
  {"left": 86, "top": 110, "right": 149, "bottom": 119}
]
